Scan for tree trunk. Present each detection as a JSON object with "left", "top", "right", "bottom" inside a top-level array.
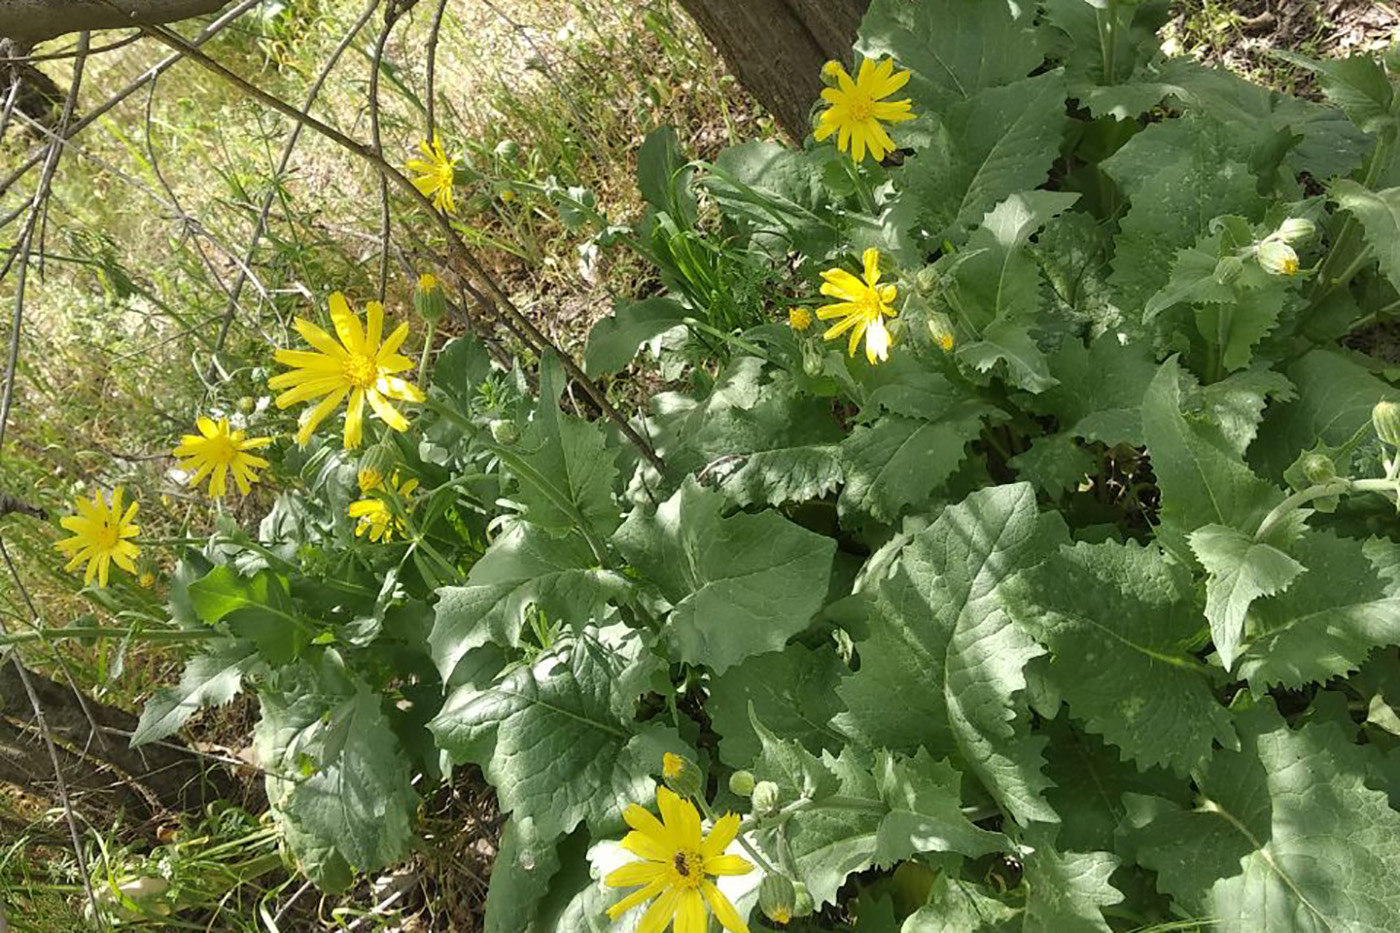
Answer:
[
  {"left": 0, "top": 0, "right": 233, "bottom": 49},
  {"left": 0, "top": 661, "right": 234, "bottom": 814},
  {"left": 675, "top": 0, "right": 870, "bottom": 141}
]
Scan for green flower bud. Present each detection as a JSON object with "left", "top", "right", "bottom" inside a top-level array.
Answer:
[
  {"left": 728, "top": 770, "right": 755, "bottom": 797},
  {"left": 1302, "top": 453, "right": 1337, "bottom": 485},
  {"left": 820, "top": 60, "right": 845, "bottom": 86},
  {"left": 1213, "top": 254, "right": 1245, "bottom": 286},
  {"left": 236, "top": 396, "right": 256, "bottom": 415},
  {"left": 915, "top": 265, "right": 940, "bottom": 295},
  {"left": 1273, "top": 217, "right": 1316, "bottom": 244},
  {"left": 1257, "top": 238, "right": 1300, "bottom": 276},
  {"left": 801, "top": 342, "right": 825, "bottom": 379},
  {"left": 494, "top": 138, "right": 521, "bottom": 161},
  {"left": 792, "top": 881, "right": 815, "bottom": 917},
  {"left": 759, "top": 873, "right": 797, "bottom": 925},
  {"left": 926, "top": 312, "right": 955, "bottom": 353},
  {"left": 1374, "top": 400, "right": 1400, "bottom": 448},
  {"left": 751, "top": 780, "right": 780, "bottom": 815},
  {"left": 415, "top": 272, "right": 447, "bottom": 324},
  {"left": 489, "top": 419, "right": 520, "bottom": 446},
  {"left": 662, "top": 752, "right": 704, "bottom": 798}
]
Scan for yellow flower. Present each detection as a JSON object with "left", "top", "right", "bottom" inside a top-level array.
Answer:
[
  {"left": 817, "top": 248, "right": 898, "bottom": 364},
  {"left": 1258, "top": 238, "right": 1300, "bottom": 276},
  {"left": 814, "top": 58, "right": 914, "bottom": 163},
  {"left": 54, "top": 487, "right": 140, "bottom": 589},
  {"left": 417, "top": 273, "right": 437, "bottom": 291},
  {"left": 788, "top": 307, "right": 813, "bottom": 331},
  {"left": 138, "top": 571, "right": 157, "bottom": 589},
  {"left": 269, "top": 293, "right": 425, "bottom": 449},
  {"left": 173, "top": 416, "right": 272, "bottom": 499},
  {"left": 605, "top": 786, "right": 753, "bottom": 933},
  {"left": 348, "top": 470, "right": 419, "bottom": 543},
  {"left": 406, "top": 133, "right": 458, "bottom": 214}
]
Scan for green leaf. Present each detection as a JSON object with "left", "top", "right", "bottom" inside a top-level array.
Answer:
[
  {"left": 1239, "top": 533, "right": 1400, "bottom": 688},
  {"left": 432, "top": 335, "right": 493, "bottom": 408},
  {"left": 703, "top": 141, "right": 836, "bottom": 256},
  {"left": 1142, "top": 238, "right": 1235, "bottom": 322},
  {"left": 1141, "top": 358, "right": 1281, "bottom": 547},
  {"left": 838, "top": 411, "right": 989, "bottom": 523},
  {"left": 858, "top": 0, "right": 1046, "bottom": 113},
  {"left": 1272, "top": 51, "right": 1395, "bottom": 134},
  {"left": 1254, "top": 348, "right": 1400, "bottom": 479},
  {"left": 428, "top": 523, "right": 630, "bottom": 680},
  {"left": 1008, "top": 432, "right": 1094, "bottom": 496},
  {"left": 1188, "top": 524, "right": 1306, "bottom": 671},
  {"left": 612, "top": 479, "right": 836, "bottom": 673},
  {"left": 1104, "top": 115, "right": 1266, "bottom": 311},
  {"left": 1332, "top": 180, "right": 1400, "bottom": 294},
  {"left": 834, "top": 483, "right": 1066, "bottom": 825},
  {"left": 189, "top": 565, "right": 305, "bottom": 665},
  {"left": 1019, "top": 832, "right": 1122, "bottom": 933},
  {"left": 429, "top": 633, "right": 680, "bottom": 844},
  {"left": 514, "top": 354, "right": 621, "bottom": 537},
  {"left": 1043, "top": 721, "right": 1189, "bottom": 854},
  {"left": 707, "top": 642, "right": 848, "bottom": 767},
  {"left": 1037, "top": 335, "right": 1157, "bottom": 447},
  {"left": 752, "top": 720, "right": 1004, "bottom": 908},
  {"left": 1004, "top": 539, "right": 1235, "bottom": 773},
  {"left": 957, "top": 321, "right": 1058, "bottom": 394},
  {"left": 256, "top": 655, "right": 417, "bottom": 881},
  {"left": 904, "top": 875, "right": 1020, "bottom": 932},
  {"left": 583, "top": 297, "right": 688, "bottom": 377},
  {"left": 1200, "top": 366, "right": 1296, "bottom": 459},
  {"left": 635, "top": 125, "right": 696, "bottom": 224},
  {"left": 894, "top": 74, "right": 1070, "bottom": 244},
  {"left": 483, "top": 819, "right": 564, "bottom": 933},
  {"left": 131, "top": 640, "right": 259, "bottom": 747},
  {"left": 1122, "top": 700, "right": 1400, "bottom": 933},
  {"left": 1195, "top": 283, "right": 1290, "bottom": 373}
]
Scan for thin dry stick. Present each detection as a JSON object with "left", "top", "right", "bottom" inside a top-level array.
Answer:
[
  {"left": 367, "top": 1, "right": 403, "bottom": 299},
  {"left": 212, "top": 0, "right": 382, "bottom": 363},
  {"left": 423, "top": 0, "right": 449, "bottom": 140},
  {"left": 139, "top": 21, "right": 666, "bottom": 472},
  {"left": 0, "top": 0, "right": 262, "bottom": 199}
]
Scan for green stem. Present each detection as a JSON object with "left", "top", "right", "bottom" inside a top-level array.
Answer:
[
  {"left": 1254, "top": 477, "right": 1395, "bottom": 542},
  {"left": 417, "top": 319, "right": 438, "bottom": 387},
  {"left": 682, "top": 317, "right": 770, "bottom": 361},
  {"left": 844, "top": 158, "right": 878, "bottom": 215},
  {"left": 1100, "top": 0, "right": 1119, "bottom": 85},
  {"left": 0, "top": 627, "right": 222, "bottom": 647},
  {"left": 694, "top": 795, "right": 780, "bottom": 877}
]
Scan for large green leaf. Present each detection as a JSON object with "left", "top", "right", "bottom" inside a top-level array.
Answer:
[
  {"left": 1037, "top": 335, "right": 1157, "bottom": 446},
  {"left": 1004, "top": 539, "right": 1234, "bottom": 773},
  {"left": 1141, "top": 358, "right": 1281, "bottom": 549},
  {"left": 131, "top": 640, "right": 260, "bottom": 747},
  {"left": 896, "top": 75, "right": 1071, "bottom": 246},
  {"left": 858, "top": 0, "right": 1045, "bottom": 114},
  {"left": 429, "top": 633, "right": 680, "bottom": 844},
  {"left": 1019, "top": 829, "right": 1122, "bottom": 933},
  {"left": 904, "top": 876, "right": 1020, "bottom": 932},
  {"left": 707, "top": 642, "right": 848, "bottom": 767},
  {"left": 1273, "top": 51, "right": 1395, "bottom": 134},
  {"left": 514, "top": 354, "right": 621, "bottom": 538},
  {"left": 838, "top": 411, "right": 989, "bottom": 523},
  {"left": 428, "top": 523, "right": 630, "bottom": 680},
  {"left": 1239, "top": 533, "right": 1400, "bottom": 689},
  {"left": 752, "top": 719, "right": 1004, "bottom": 908},
  {"left": 256, "top": 655, "right": 417, "bottom": 885},
  {"left": 583, "top": 297, "right": 688, "bottom": 376},
  {"left": 189, "top": 565, "right": 306, "bottom": 665},
  {"left": 1331, "top": 180, "right": 1400, "bottom": 295},
  {"left": 1122, "top": 700, "right": 1400, "bottom": 932},
  {"left": 834, "top": 483, "right": 1065, "bottom": 825},
  {"left": 612, "top": 479, "right": 836, "bottom": 673},
  {"left": 1188, "top": 523, "right": 1305, "bottom": 671}
]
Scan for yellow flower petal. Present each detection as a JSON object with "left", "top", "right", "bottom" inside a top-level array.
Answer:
[
  {"left": 701, "top": 812, "right": 741, "bottom": 859},
  {"left": 673, "top": 890, "right": 707, "bottom": 933},
  {"left": 604, "top": 860, "right": 666, "bottom": 888},
  {"left": 701, "top": 880, "right": 751, "bottom": 933},
  {"left": 637, "top": 886, "right": 682, "bottom": 933},
  {"left": 703, "top": 854, "right": 753, "bottom": 877}
]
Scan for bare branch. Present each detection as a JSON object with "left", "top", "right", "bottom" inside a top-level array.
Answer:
[{"left": 0, "top": 0, "right": 231, "bottom": 48}]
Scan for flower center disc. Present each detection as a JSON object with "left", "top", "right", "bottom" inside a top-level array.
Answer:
[
  {"left": 96, "top": 520, "right": 120, "bottom": 549},
  {"left": 848, "top": 94, "right": 874, "bottom": 121},
  {"left": 208, "top": 436, "right": 238, "bottom": 465},
  {"left": 670, "top": 850, "right": 704, "bottom": 889},
  {"left": 343, "top": 353, "right": 378, "bottom": 390}
]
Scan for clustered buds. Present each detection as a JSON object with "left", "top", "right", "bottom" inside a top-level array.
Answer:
[{"left": 1254, "top": 217, "right": 1314, "bottom": 277}]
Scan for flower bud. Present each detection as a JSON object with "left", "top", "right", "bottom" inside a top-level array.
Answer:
[
  {"left": 1257, "top": 238, "right": 1300, "bottom": 276},
  {"left": 138, "top": 571, "right": 157, "bottom": 589},
  {"left": 1273, "top": 217, "right": 1316, "bottom": 244},
  {"left": 415, "top": 272, "right": 447, "bottom": 324},
  {"left": 759, "top": 873, "right": 797, "bottom": 925},
  {"left": 1213, "top": 254, "right": 1245, "bottom": 286},
  {"left": 494, "top": 138, "right": 521, "bottom": 161},
  {"left": 927, "top": 313, "right": 955, "bottom": 353},
  {"left": 728, "top": 770, "right": 755, "bottom": 796},
  {"left": 751, "top": 780, "right": 780, "bottom": 815},
  {"left": 489, "top": 419, "right": 520, "bottom": 446},
  {"left": 1302, "top": 453, "right": 1337, "bottom": 485},
  {"left": 791, "top": 881, "right": 815, "bottom": 917},
  {"left": 662, "top": 752, "right": 704, "bottom": 798},
  {"left": 236, "top": 396, "right": 256, "bottom": 415},
  {"left": 820, "top": 60, "right": 845, "bottom": 85},
  {"left": 788, "top": 307, "right": 813, "bottom": 331},
  {"left": 915, "top": 265, "right": 939, "bottom": 295},
  {"left": 801, "top": 342, "right": 825, "bottom": 379},
  {"left": 1374, "top": 400, "right": 1400, "bottom": 447}
]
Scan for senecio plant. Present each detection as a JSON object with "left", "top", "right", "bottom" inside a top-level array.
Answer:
[{"left": 49, "top": 0, "right": 1400, "bottom": 929}]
